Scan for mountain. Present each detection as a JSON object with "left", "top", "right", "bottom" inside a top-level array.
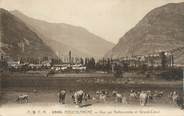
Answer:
[
  {"left": 105, "top": 3, "right": 184, "bottom": 64},
  {"left": 0, "top": 8, "right": 56, "bottom": 59},
  {"left": 11, "top": 10, "right": 115, "bottom": 58}
]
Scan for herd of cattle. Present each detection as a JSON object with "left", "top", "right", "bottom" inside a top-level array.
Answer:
[{"left": 16, "top": 89, "right": 183, "bottom": 109}]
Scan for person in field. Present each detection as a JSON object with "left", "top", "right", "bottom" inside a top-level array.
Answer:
[
  {"left": 58, "top": 90, "right": 66, "bottom": 104},
  {"left": 139, "top": 91, "right": 148, "bottom": 106}
]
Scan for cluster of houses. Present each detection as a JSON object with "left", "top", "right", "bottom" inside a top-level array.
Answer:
[
  {"left": 5, "top": 59, "right": 86, "bottom": 72},
  {"left": 50, "top": 64, "right": 86, "bottom": 73},
  {"left": 111, "top": 50, "right": 179, "bottom": 71},
  {"left": 0, "top": 51, "right": 87, "bottom": 72}
]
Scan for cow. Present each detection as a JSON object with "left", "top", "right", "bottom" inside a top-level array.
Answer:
[
  {"left": 153, "top": 91, "right": 164, "bottom": 98},
  {"left": 113, "top": 91, "right": 127, "bottom": 104},
  {"left": 16, "top": 94, "right": 29, "bottom": 103},
  {"left": 83, "top": 92, "right": 91, "bottom": 102},
  {"left": 146, "top": 90, "right": 153, "bottom": 104},
  {"left": 58, "top": 90, "right": 66, "bottom": 104},
  {"left": 72, "top": 90, "right": 84, "bottom": 105},
  {"left": 129, "top": 90, "right": 139, "bottom": 101},
  {"left": 170, "top": 91, "right": 184, "bottom": 109},
  {"left": 101, "top": 90, "right": 109, "bottom": 96},
  {"left": 96, "top": 90, "right": 102, "bottom": 96},
  {"left": 112, "top": 90, "right": 118, "bottom": 96},
  {"left": 95, "top": 90, "right": 108, "bottom": 102},
  {"left": 99, "top": 94, "right": 107, "bottom": 102}
]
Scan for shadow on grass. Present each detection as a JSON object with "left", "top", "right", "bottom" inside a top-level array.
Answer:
[{"left": 79, "top": 103, "right": 92, "bottom": 108}]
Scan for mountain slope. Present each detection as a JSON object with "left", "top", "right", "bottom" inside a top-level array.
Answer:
[
  {"left": 0, "top": 8, "right": 56, "bottom": 59},
  {"left": 106, "top": 3, "right": 184, "bottom": 64},
  {"left": 11, "top": 11, "right": 115, "bottom": 58}
]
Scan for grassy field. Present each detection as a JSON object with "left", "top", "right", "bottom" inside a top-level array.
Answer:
[
  {"left": 0, "top": 72, "right": 183, "bottom": 116},
  {"left": 0, "top": 88, "right": 183, "bottom": 116}
]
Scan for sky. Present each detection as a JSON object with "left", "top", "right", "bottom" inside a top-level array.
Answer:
[{"left": 0, "top": 0, "right": 184, "bottom": 44}]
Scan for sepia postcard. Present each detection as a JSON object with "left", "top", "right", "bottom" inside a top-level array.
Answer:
[{"left": 0, "top": 0, "right": 184, "bottom": 116}]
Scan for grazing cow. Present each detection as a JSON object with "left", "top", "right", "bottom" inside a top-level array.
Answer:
[
  {"left": 101, "top": 90, "right": 109, "bottom": 96},
  {"left": 112, "top": 90, "right": 118, "bottom": 96},
  {"left": 83, "top": 92, "right": 91, "bottom": 102},
  {"left": 169, "top": 91, "right": 184, "bottom": 109},
  {"left": 96, "top": 90, "right": 102, "bottom": 96},
  {"left": 99, "top": 94, "right": 107, "bottom": 102},
  {"left": 129, "top": 90, "right": 139, "bottom": 100},
  {"left": 146, "top": 90, "right": 153, "bottom": 104},
  {"left": 139, "top": 91, "right": 148, "bottom": 106},
  {"left": 95, "top": 90, "right": 108, "bottom": 102},
  {"left": 58, "top": 90, "right": 66, "bottom": 104},
  {"left": 153, "top": 91, "right": 164, "bottom": 98},
  {"left": 16, "top": 94, "right": 29, "bottom": 103},
  {"left": 113, "top": 91, "right": 127, "bottom": 104}
]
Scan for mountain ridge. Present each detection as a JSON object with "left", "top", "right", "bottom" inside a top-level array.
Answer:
[
  {"left": 105, "top": 2, "right": 184, "bottom": 64},
  {"left": 0, "top": 8, "right": 56, "bottom": 59},
  {"left": 11, "top": 10, "right": 115, "bottom": 58}
]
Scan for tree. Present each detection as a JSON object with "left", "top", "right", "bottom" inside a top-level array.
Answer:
[
  {"left": 160, "top": 52, "right": 167, "bottom": 69},
  {"left": 106, "top": 58, "right": 111, "bottom": 73},
  {"left": 90, "top": 57, "right": 96, "bottom": 69},
  {"left": 80, "top": 58, "right": 84, "bottom": 65},
  {"left": 0, "top": 60, "right": 8, "bottom": 72},
  {"left": 84, "top": 58, "right": 88, "bottom": 66},
  {"left": 84, "top": 57, "right": 96, "bottom": 70},
  {"left": 114, "top": 64, "right": 123, "bottom": 78}
]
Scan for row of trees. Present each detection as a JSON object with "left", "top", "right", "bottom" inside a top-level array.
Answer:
[{"left": 0, "top": 60, "right": 8, "bottom": 72}]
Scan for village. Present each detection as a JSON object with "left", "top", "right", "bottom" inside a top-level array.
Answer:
[{"left": 0, "top": 47, "right": 183, "bottom": 79}]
